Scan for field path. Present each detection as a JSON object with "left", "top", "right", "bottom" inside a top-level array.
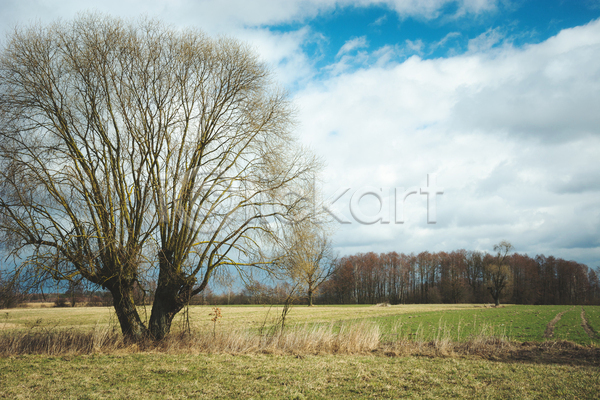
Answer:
[
  {"left": 544, "top": 308, "right": 573, "bottom": 339},
  {"left": 580, "top": 308, "right": 597, "bottom": 339}
]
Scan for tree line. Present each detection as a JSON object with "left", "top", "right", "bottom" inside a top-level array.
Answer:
[{"left": 318, "top": 249, "right": 600, "bottom": 305}]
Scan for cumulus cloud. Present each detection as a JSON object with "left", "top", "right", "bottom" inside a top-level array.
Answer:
[
  {"left": 452, "top": 19, "right": 600, "bottom": 142},
  {"left": 294, "top": 19, "right": 600, "bottom": 265}
]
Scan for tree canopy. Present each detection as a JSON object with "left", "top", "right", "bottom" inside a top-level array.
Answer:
[{"left": 0, "top": 14, "right": 320, "bottom": 340}]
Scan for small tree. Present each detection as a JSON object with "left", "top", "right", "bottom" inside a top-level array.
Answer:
[
  {"left": 66, "top": 278, "right": 84, "bottom": 307},
  {"left": 282, "top": 221, "right": 336, "bottom": 306},
  {"left": 0, "top": 271, "right": 24, "bottom": 308},
  {"left": 486, "top": 240, "right": 513, "bottom": 306}
]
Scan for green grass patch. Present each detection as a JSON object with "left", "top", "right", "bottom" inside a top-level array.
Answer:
[
  {"left": 553, "top": 307, "right": 592, "bottom": 344},
  {"left": 583, "top": 306, "right": 600, "bottom": 336},
  {"left": 369, "top": 305, "right": 592, "bottom": 343}
]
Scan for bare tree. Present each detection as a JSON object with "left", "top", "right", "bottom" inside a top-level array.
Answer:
[
  {"left": 0, "top": 270, "right": 24, "bottom": 308},
  {"left": 486, "top": 240, "right": 514, "bottom": 306},
  {"left": 0, "top": 14, "right": 320, "bottom": 340},
  {"left": 282, "top": 221, "right": 336, "bottom": 306}
]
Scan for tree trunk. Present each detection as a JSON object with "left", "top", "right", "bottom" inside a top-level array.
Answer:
[
  {"left": 307, "top": 288, "right": 313, "bottom": 306},
  {"left": 488, "top": 286, "right": 500, "bottom": 307},
  {"left": 148, "top": 286, "right": 184, "bottom": 340},
  {"left": 148, "top": 258, "right": 187, "bottom": 340},
  {"left": 109, "top": 285, "right": 149, "bottom": 341}
]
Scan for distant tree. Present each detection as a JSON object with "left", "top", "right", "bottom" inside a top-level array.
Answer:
[
  {"left": 440, "top": 250, "right": 467, "bottom": 304},
  {"left": 66, "top": 278, "right": 84, "bottom": 307},
  {"left": 589, "top": 267, "right": 600, "bottom": 304},
  {"left": 282, "top": 221, "right": 336, "bottom": 306},
  {"left": 0, "top": 271, "right": 23, "bottom": 308},
  {"left": 464, "top": 250, "right": 486, "bottom": 302},
  {"left": 508, "top": 253, "right": 539, "bottom": 304},
  {"left": 486, "top": 241, "right": 514, "bottom": 306}
]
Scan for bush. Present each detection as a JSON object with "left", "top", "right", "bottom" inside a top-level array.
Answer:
[{"left": 54, "top": 296, "right": 69, "bottom": 308}]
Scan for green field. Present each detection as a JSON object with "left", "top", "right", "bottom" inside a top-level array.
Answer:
[
  {"left": 583, "top": 306, "right": 600, "bottom": 334},
  {"left": 552, "top": 307, "right": 590, "bottom": 344},
  {"left": 1, "top": 353, "right": 599, "bottom": 399},
  {"left": 371, "top": 305, "right": 576, "bottom": 343},
  {"left": 3, "top": 304, "right": 599, "bottom": 345}
]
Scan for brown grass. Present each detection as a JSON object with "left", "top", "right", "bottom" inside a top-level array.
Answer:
[
  {"left": 2, "top": 319, "right": 597, "bottom": 366},
  {"left": 0, "top": 321, "right": 382, "bottom": 357},
  {"left": 17, "top": 302, "right": 57, "bottom": 308}
]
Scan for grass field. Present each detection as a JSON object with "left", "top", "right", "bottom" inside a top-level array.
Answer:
[
  {"left": 583, "top": 306, "right": 600, "bottom": 335},
  {"left": 1, "top": 353, "right": 599, "bottom": 399},
  {"left": 552, "top": 307, "right": 589, "bottom": 344},
  {"left": 2, "top": 303, "right": 599, "bottom": 345},
  {"left": 2, "top": 304, "right": 599, "bottom": 398}
]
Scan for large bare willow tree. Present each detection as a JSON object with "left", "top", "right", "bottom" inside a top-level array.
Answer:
[{"left": 0, "top": 14, "right": 319, "bottom": 340}]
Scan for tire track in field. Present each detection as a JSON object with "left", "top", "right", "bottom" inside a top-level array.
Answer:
[
  {"left": 580, "top": 308, "right": 597, "bottom": 339},
  {"left": 544, "top": 307, "right": 573, "bottom": 339}
]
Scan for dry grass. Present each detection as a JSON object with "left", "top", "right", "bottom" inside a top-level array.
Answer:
[
  {"left": 15, "top": 302, "right": 57, "bottom": 308},
  {"left": 2, "top": 305, "right": 599, "bottom": 366},
  {"left": 0, "top": 320, "right": 381, "bottom": 357},
  {"left": 376, "top": 320, "right": 516, "bottom": 358},
  {"left": 4, "top": 317, "right": 596, "bottom": 366}
]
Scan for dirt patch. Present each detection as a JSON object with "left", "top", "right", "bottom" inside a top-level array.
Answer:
[
  {"left": 544, "top": 308, "right": 572, "bottom": 338},
  {"left": 377, "top": 339, "right": 600, "bottom": 366},
  {"left": 580, "top": 308, "right": 597, "bottom": 339},
  {"left": 374, "top": 303, "right": 391, "bottom": 307},
  {"left": 504, "top": 340, "right": 600, "bottom": 366}
]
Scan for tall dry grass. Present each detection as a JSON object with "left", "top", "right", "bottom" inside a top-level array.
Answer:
[
  {"left": 4, "top": 318, "right": 590, "bottom": 360},
  {"left": 0, "top": 320, "right": 381, "bottom": 357},
  {"left": 0, "top": 325, "right": 123, "bottom": 356}
]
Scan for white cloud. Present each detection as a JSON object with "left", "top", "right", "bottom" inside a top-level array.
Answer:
[
  {"left": 378, "top": 0, "right": 499, "bottom": 19},
  {"left": 0, "top": 0, "right": 504, "bottom": 89},
  {"left": 467, "top": 27, "right": 505, "bottom": 52},
  {"left": 336, "top": 36, "right": 369, "bottom": 57},
  {"left": 230, "top": 27, "right": 318, "bottom": 89},
  {"left": 0, "top": 0, "right": 502, "bottom": 37},
  {"left": 453, "top": 19, "right": 600, "bottom": 141},
  {"left": 371, "top": 14, "right": 388, "bottom": 26},
  {"left": 431, "top": 31, "right": 462, "bottom": 50},
  {"left": 405, "top": 38, "right": 425, "bottom": 54},
  {"left": 294, "top": 19, "right": 600, "bottom": 265}
]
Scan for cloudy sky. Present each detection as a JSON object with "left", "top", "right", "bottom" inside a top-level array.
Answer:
[{"left": 1, "top": 0, "right": 599, "bottom": 267}]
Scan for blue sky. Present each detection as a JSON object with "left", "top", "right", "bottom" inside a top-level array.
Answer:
[
  {"left": 280, "top": 0, "right": 600, "bottom": 69},
  {"left": 1, "top": 0, "right": 600, "bottom": 268}
]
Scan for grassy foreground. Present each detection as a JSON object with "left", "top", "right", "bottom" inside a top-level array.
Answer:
[
  {"left": 2, "top": 304, "right": 599, "bottom": 399},
  {"left": 1, "top": 353, "right": 599, "bottom": 399}
]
